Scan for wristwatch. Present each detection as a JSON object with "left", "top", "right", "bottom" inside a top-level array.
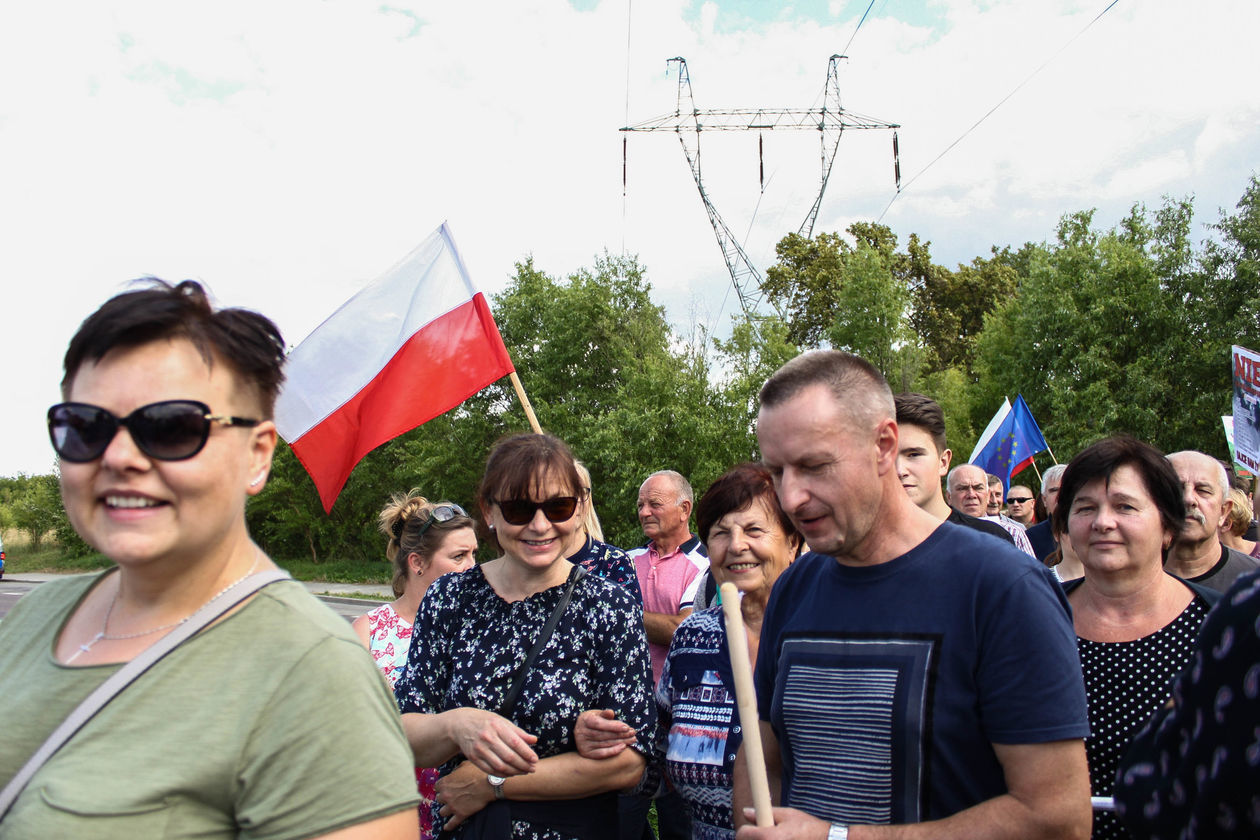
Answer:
[
  {"left": 486, "top": 774, "right": 506, "bottom": 801},
  {"left": 827, "top": 824, "right": 849, "bottom": 840}
]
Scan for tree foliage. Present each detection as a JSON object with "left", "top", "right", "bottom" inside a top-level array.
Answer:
[
  {"left": 248, "top": 251, "right": 768, "bottom": 562},
  {"left": 971, "top": 180, "right": 1260, "bottom": 461},
  {"left": 11, "top": 177, "right": 1259, "bottom": 563}
]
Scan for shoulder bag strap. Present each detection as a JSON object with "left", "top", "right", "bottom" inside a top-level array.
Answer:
[
  {"left": 499, "top": 564, "right": 586, "bottom": 718},
  {"left": 0, "top": 569, "right": 291, "bottom": 818}
]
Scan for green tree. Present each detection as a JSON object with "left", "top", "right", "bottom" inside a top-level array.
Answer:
[
  {"left": 250, "top": 251, "right": 761, "bottom": 561},
  {"left": 3, "top": 474, "right": 65, "bottom": 551},
  {"left": 910, "top": 249, "right": 1019, "bottom": 375},
  {"left": 762, "top": 223, "right": 931, "bottom": 386},
  {"left": 971, "top": 182, "right": 1260, "bottom": 463}
]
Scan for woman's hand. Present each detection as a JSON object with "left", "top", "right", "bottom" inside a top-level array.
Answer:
[
  {"left": 435, "top": 760, "right": 496, "bottom": 831},
  {"left": 446, "top": 707, "right": 540, "bottom": 775},
  {"left": 574, "top": 709, "right": 637, "bottom": 759}
]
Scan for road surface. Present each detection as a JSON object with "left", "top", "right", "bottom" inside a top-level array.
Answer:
[{"left": 0, "top": 577, "right": 386, "bottom": 623}]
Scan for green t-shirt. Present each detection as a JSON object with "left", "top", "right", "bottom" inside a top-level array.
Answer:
[{"left": 0, "top": 572, "right": 419, "bottom": 839}]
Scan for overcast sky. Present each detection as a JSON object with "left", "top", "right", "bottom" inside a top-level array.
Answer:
[{"left": 2, "top": 0, "right": 1257, "bottom": 478}]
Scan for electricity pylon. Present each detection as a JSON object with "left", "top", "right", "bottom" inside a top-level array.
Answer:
[{"left": 621, "top": 55, "right": 900, "bottom": 319}]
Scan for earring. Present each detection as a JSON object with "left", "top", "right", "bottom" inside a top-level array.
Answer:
[{"left": 249, "top": 473, "right": 266, "bottom": 487}]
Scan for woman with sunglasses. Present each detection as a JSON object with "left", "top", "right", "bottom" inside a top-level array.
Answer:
[
  {"left": 0, "top": 281, "right": 419, "bottom": 837},
  {"left": 394, "top": 433, "right": 655, "bottom": 839},
  {"left": 355, "top": 492, "right": 477, "bottom": 840}
]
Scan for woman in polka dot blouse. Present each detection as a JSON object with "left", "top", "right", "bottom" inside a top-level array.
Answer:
[{"left": 1054, "top": 437, "right": 1220, "bottom": 840}]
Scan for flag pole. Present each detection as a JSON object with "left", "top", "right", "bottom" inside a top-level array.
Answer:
[
  {"left": 720, "top": 582, "right": 774, "bottom": 827},
  {"left": 509, "top": 371, "right": 543, "bottom": 434}
]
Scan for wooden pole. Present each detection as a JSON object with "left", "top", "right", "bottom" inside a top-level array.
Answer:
[
  {"left": 720, "top": 582, "right": 774, "bottom": 828},
  {"left": 508, "top": 371, "right": 543, "bottom": 434}
]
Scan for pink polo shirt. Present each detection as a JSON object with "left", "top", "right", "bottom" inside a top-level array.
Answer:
[{"left": 630, "top": 537, "right": 709, "bottom": 684}]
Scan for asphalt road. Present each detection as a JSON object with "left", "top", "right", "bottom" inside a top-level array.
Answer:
[
  {"left": 0, "top": 577, "right": 386, "bottom": 623},
  {"left": 0, "top": 580, "right": 36, "bottom": 621}
]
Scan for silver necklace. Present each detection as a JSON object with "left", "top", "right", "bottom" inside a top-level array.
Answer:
[{"left": 67, "top": 552, "right": 262, "bottom": 664}]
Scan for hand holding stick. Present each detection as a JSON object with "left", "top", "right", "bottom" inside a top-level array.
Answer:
[{"left": 720, "top": 581, "right": 774, "bottom": 828}]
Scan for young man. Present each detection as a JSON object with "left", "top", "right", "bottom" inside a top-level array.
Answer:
[{"left": 893, "top": 393, "right": 1014, "bottom": 546}]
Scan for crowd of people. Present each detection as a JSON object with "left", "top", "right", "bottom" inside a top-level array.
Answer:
[{"left": 1, "top": 281, "right": 1258, "bottom": 840}]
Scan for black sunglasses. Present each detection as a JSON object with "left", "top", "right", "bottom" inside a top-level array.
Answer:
[
  {"left": 495, "top": 496, "right": 579, "bottom": 526},
  {"left": 48, "top": 400, "right": 260, "bottom": 463},
  {"left": 1006, "top": 496, "right": 1034, "bottom": 504}
]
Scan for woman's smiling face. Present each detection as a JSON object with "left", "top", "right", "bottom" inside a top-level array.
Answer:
[
  {"left": 486, "top": 471, "right": 582, "bottom": 574},
  {"left": 707, "top": 496, "right": 798, "bottom": 597},
  {"left": 58, "top": 338, "right": 273, "bottom": 569}
]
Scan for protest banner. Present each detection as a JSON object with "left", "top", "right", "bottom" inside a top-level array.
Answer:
[{"left": 1231, "top": 345, "right": 1260, "bottom": 473}]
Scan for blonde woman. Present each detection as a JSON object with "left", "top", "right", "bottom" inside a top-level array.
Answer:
[
  {"left": 354, "top": 491, "right": 476, "bottom": 840},
  {"left": 562, "top": 461, "right": 642, "bottom": 606},
  {"left": 1219, "top": 486, "right": 1258, "bottom": 558},
  {"left": 353, "top": 492, "right": 477, "bottom": 687}
]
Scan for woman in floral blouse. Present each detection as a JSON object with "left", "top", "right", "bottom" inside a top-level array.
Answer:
[
  {"left": 354, "top": 490, "right": 478, "bottom": 840},
  {"left": 395, "top": 433, "right": 655, "bottom": 840}
]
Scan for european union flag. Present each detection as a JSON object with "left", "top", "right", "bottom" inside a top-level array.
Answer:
[{"left": 971, "top": 394, "right": 1049, "bottom": 490}]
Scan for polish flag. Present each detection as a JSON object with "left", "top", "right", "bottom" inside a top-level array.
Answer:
[{"left": 275, "top": 223, "right": 514, "bottom": 512}]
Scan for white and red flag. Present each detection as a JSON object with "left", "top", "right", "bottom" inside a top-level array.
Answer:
[{"left": 275, "top": 223, "right": 514, "bottom": 512}]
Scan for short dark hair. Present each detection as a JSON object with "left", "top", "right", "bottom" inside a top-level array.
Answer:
[
  {"left": 696, "top": 462, "right": 801, "bottom": 555},
  {"left": 476, "top": 433, "right": 582, "bottom": 550},
  {"left": 1052, "top": 435, "right": 1186, "bottom": 543},
  {"left": 62, "top": 279, "right": 286, "bottom": 417},
  {"left": 894, "top": 392, "right": 947, "bottom": 453},
  {"left": 759, "top": 350, "right": 894, "bottom": 430}
]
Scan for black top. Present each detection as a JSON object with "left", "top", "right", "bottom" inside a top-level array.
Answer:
[{"left": 946, "top": 507, "right": 1016, "bottom": 545}]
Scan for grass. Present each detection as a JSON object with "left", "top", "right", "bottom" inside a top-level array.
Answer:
[
  {"left": 271, "top": 557, "right": 391, "bottom": 585},
  {"left": 0, "top": 531, "right": 390, "bottom": 585},
  {"left": 2, "top": 541, "right": 112, "bottom": 575},
  {"left": 318, "top": 591, "right": 390, "bottom": 601}
]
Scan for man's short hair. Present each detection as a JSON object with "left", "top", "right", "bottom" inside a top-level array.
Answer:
[
  {"left": 1041, "top": 464, "right": 1067, "bottom": 498},
  {"left": 947, "top": 464, "right": 985, "bottom": 492},
  {"left": 760, "top": 350, "right": 894, "bottom": 431},
  {"left": 894, "top": 392, "right": 947, "bottom": 454},
  {"left": 1167, "top": 450, "right": 1230, "bottom": 498},
  {"left": 643, "top": 469, "right": 694, "bottom": 506},
  {"left": 986, "top": 474, "right": 1003, "bottom": 489}
]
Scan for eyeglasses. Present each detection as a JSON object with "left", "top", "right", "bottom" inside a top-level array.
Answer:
[
  {"left": 495, "top": 496, "right": 579, "bottom": 526},
  {"left": 1006, "top": 496, "right": 1034, "bottom": 504},
  {"left": 415, "top": 503, "right": 469, "bottom": 540},
  {"left": 48, "top": 400, "right": 260, "bottom": 463}
]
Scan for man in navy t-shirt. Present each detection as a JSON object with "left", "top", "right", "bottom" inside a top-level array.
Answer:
[{"left": 733, "top": 350, "right": 1091, "bottom": 840}]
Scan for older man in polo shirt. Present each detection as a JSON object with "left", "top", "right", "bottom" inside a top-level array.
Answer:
[
  {"left": 628, "top": 469, "right": 709, "bottom": 686},
  {"left": 625, "top": 469, "right": 708, "bottom": 840}
]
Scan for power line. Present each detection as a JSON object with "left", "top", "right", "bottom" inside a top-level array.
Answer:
[
  {"left": 840, "top": 0, "right": 879, "bottom": 59},
  {"left": 878, "top": 0, "right": 1121, "bottom": 222}
]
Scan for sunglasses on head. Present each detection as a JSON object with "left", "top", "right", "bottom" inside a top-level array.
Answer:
[
  {"left": 495, "top": 496, "right": 579, "bottom": 526},
  {"left": 414, "top": 503, "right": 469, "bottom": 540},
  {"left": 48, "top": 400, "right": 260, "bottom": 463}
]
